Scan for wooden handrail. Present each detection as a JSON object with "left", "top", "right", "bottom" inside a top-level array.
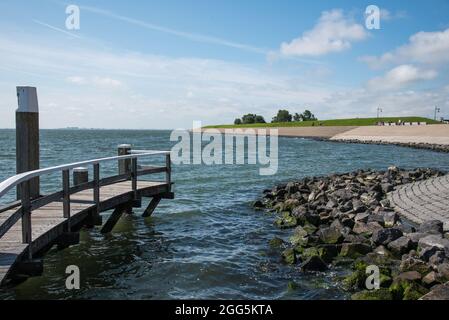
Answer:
[
  {"left": 0, "top": 150, "right": 169, "bottom": 199},
  {"left": 0, "top": 149, "right": 172, "bottom": 250}
]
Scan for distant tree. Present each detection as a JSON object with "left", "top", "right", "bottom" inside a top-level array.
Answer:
[
  {"left": 293, "top": 113, "right": 304, "bottom": 122},
  {"left": 242, "top": 114, "right": 256, "bottom": 124},
  {"left": 272, "top": 109, "right": 292, "bottom": 123},
  {"left": 254, "top": 115, "right": 266, "bottom": 123},
  {"left": 234, "top": 118, "right": 242, "bottom": 125},
  {"left": 302, "top": 109, "right": 317, "bottom": 121}
]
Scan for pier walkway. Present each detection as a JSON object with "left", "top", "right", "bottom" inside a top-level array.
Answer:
[
  {"left": 0, "top": 149, "right": 173, "bottom": 286},
  {"left": 388, "top": 173, "right": 449, "bottom": 231}
]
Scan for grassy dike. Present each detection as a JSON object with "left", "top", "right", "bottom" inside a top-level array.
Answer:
[{"left": 205, "top": 117, "right": 438, "bottom": 129}]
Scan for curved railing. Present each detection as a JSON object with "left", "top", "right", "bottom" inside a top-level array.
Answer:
[{"left": 0, "top": 149, "right": 171, "bottom": 253}]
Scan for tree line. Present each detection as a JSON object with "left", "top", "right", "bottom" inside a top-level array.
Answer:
[{"left": 234, "top": 109, "right": 317, "bottom": 125}]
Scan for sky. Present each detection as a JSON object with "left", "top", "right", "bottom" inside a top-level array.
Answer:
[{"left": 0, "top": 0, "right": 449, "bottom": 129}]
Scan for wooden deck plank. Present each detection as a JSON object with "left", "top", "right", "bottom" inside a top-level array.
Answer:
[{"left": 0, "top": 180, "right": 168, "bottom": 285}]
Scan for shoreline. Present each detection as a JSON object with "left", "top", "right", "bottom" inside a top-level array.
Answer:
[
  {"left": 204, "top": 124, "right": 449, "bottom": 153},
  {"left": 254, "top": 167, "right": 449, "bottom": 300}
]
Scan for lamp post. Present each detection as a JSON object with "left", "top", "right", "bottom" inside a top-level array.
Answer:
[
  {"left": 434, "top": 106, "right": 440, "bottom": 121},
  {"left": 377, "top": 107, "right": 383, "bottom": 118}
]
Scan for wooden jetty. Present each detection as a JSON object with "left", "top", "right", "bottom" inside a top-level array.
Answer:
[{"left": 0, "top": 148, "right": 173, "bottom": 286}]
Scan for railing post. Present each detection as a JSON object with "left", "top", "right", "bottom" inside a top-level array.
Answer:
[
  {"left": 118, "top": 144, "right": 132, "bottom": 176},
  {"left": 131, "top": 157, "right": 137, "bottom": 199},
  {"left": 73, "top": 167, "right": 88, "bottom": 186},
  {"left": 20, "top": 181, "right": 32, "bottom": 260},
  {"left": 62, "top": 169, "right": 71, "bottom": 230},
  {"left": 166, "top": 153, "right": 171, "bottom": 191},
  {"left": 93, "top": 163, "right": 100, "bottom": 219}
]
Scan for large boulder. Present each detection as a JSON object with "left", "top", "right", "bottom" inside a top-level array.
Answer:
[
  {"left": 275, "top": 212, "right": 298, "bottom": 229},
  {"left": 390, "top": 274, "right": 429, "bottom": 300},
  {"left": 383, "top": 212, "right": 398, "bottom": 228},
  {"left": 301, "top": 255, "right": 327, "bottom": 272},
  {"left": 282, "top": 248, "right": 297, "bottom": 265},
  {"left": 400, "top": 257, "right": 431, "bottom": 275},
  {"left": 354, "top": 211, "right": 370, "bottom": 223},
  {"left": 269, "top": 237, "right": 285, "bottom": 249},
  {"left": 318, "top": 244, "right": 340, "bottom": 263},
  {"left": 318, "top": 226, "right": 344, "bottom": 244},
  {"left": 289, "top": 226, "right": 308, "bottom": 246},
  {"left": 419, "top": 220, "right": 443, "bottom": 235},
  {"left": 372, "top": 228, "right": 403, "bottom": 246},
  {"left": 429, "top": 251, "right": 446, "bottom": 266},
  {"left": 422, "top": 271, "right": 439, "bottom": 287},
  {"left": 353, "top": 221, "right": 383, "bottom": 236},
  {"left": 340, "top": 243, "right": 372, "bottom": 259},
  {"left": 420, "top": 282, "right": 449, "bottom": 300},
  {"left": 418, "top": 235, "right": 449, "bottom": 256},
  {"left": 406, "top": 232, "right": 428, "bottom": 245},
  {"left": 351, "top": 289, "right": 393, "bottom": 300},
  {"left": 388, "top": 236, "right": 415, "bottom": 256},
  {"left": 396, "top": 271, "right": 422, "bottom": 282},
  {"left": 437, "top": 263, "right": 449, "bottom": 282},
  {"left": 419, "top": 246, "right": 442, "bottom": 262},
  {"left": 352, "top": 200, "right": 366, "bottom": 213},
  {"left": 292, "top": 207, "right": 320, "bottom": 226}
]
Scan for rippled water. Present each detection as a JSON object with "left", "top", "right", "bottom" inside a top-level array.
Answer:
[{"left": 1, "top": 129, "right": 449, "bottom": 300}]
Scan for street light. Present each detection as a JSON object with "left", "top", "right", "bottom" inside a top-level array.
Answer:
[
  {"left": 377, "top": 107, "right": 383, "bottom": 118},
  {"left": 434, "top": 106, "right": 441, "bottom": 121}
]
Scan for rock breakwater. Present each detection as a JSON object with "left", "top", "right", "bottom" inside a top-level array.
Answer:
[{"left": 254, "top": 167, "right": 449, "bottom": 300}]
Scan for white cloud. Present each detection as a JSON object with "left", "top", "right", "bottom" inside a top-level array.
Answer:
[
  {"left": 0, "top": 35, "right": 331, "bottom": 128},
  {"left": 66, "top": 76, "right": 123, "bottom": 88},
  {"left": 280, "top": 9, "right": 368, "bottom": 57},
  {"left": 367, "top": 65, "right": 437, "bottom": 91},
  {"left": 92, "top": 76, "right": 123, "bottom": 88},
  {"left": 379, "top": 9, "right": 407, "bottom": 21},
  {"left": 362, "top": 27, "right": 449, "bottom": 68},
  {"left": 66, "top": 76, "right": 86, "bottom": 85}
]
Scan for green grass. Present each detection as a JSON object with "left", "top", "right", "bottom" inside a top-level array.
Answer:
[{"left": 204, "top": 117, "right": 439, "bottom": 128}]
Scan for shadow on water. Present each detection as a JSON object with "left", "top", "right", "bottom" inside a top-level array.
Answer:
[{"left": 1, "top": 129, "right": 449, "bottom": 299}]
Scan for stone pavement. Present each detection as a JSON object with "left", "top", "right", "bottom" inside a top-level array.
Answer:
[{"left": 388, "top": 174, "right": 449, "bottom": 231}]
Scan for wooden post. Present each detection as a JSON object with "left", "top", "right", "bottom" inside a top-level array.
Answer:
[
  {"left": 20, "top": 181, "right": 32, "bottom": 260},
  {"left": 93, "top": 163, "right": 100, "bottom": 219},
  {"left": 73, "top": 167, "right": 88, "bottom": 186},
  {"left": 16, "top": 87, "right": 40, "bottom": 200},
  {"left": 62, "top": 169, "right": 71, "bottom": 230},
  {"left": 118, "top": 144, "right": 132, "bottom": 175},
  {"left": 118, "top": 144, "right": 133, "bottom": 214},
  {"left": 131, "top": 157, "right": 137, "bottom": 199},
  {"left": 166, "top": 153, "right": 171, "bottom": 192}
]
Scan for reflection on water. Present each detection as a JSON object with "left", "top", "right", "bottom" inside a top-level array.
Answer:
[{"left": 0, "top": 129, "right": 448, "bottom": 299}]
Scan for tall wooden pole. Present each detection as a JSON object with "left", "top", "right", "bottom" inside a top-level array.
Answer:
[{"left": 16, "top": 87, "right": 40, "bottom": 200}]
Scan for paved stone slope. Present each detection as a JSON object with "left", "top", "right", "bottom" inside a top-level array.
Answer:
[{"left": 388, "top": 174, "right": 449, "bottom": 231}]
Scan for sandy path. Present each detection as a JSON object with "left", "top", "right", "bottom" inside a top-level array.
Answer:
[
  {"left": 209, "top": 126, "right": 357, "bottom": 138},
  {"left": 331, "top": 124, "right": 449, "bottom": 145}
]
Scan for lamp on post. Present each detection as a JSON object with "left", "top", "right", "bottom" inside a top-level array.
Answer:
[
  {"left": 377, "top": 107, "right": 383, "bottom": 118},
  {"left": 434, "top": 106, "right": 441, "bottom": 121}
]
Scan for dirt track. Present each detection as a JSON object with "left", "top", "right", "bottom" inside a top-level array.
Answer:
[
  {"left": 210, "top": 126, "right": 357, "bottom": 138},
  {"left": 330, "top": 124, "right": 449, "bottom": 145}
]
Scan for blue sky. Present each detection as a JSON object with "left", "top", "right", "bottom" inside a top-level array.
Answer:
[{"left": 1, "top": 0, "right": 449, "bottom": 128}]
